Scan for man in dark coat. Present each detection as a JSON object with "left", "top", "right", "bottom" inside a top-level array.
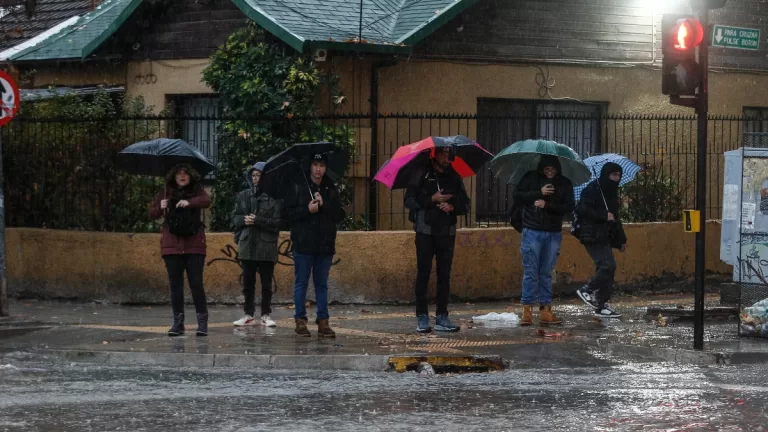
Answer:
[
  {"left": 286, "top": 153, "right": 346, "bottom": 338},
  {"left": 232, "top": 161, "right": 282, "bottom": 328},
  {"left": 575, "top": 162, "right": 627, "bottom": 318},
  {"left": 513, "top": 155, "right": 574, "bottom": 326},
  {"left": 404, "top": 146, "right": 470, "bottom": 333}
]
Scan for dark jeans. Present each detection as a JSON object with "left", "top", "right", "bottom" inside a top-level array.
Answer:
[
  {"left": 241, "top": 260, "right": 275, "bottom": 317},
  {"left": 584, "top": 244, "right": 617, "bottom": 306},
  {"left": 293, "top": 252, "right": 333, "bottom": 321},
  {"left": 415, "top": 233, "right": 455, "bottom": 317},
  {"left": 163, "top": 254, "right": 208, "bottom": 316}
]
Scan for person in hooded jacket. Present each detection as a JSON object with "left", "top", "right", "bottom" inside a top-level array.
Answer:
[
  {"left": 513, "top": 155, "right": 575, "bottom": 326},
  {"left": 405, "top": 146, "right": 471, "bottom": 333},
  {"left": 148, "top": 163, "right": 211, "bottom": 337},
  {"left": 575, "top": 162, "right": 627, "bottom": 318},
  {"left": 285, "top": 153, "right": 346, "bottom": 338},
  {"left": 231, "top": 162, "right": 282, "bottom": 328}
]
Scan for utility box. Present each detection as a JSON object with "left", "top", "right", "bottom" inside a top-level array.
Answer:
[{"left": 727, "top": 134, "right": 768, "bottom": 338}]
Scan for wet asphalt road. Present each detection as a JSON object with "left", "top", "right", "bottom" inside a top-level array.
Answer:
[{"left": 1, "top": 352, "right": 767, "bottom": 431}]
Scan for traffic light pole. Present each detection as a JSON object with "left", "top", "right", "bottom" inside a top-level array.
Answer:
[{"left": 693, "top": 5, "right": 709, "bottom": 351}]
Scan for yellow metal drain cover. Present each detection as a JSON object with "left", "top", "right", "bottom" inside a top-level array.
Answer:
[{"left": 388, "top": 355, "right": 506, "bottom": 373}]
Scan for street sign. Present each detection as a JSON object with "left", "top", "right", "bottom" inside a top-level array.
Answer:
[
  {"left": 0, "top": 71, "right": 18, "bottom": 127},
  {"left": 712, "top": 25, "right": 760, "bottom": 50}
]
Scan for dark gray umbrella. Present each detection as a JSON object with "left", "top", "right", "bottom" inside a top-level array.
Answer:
[{"left": 116, "top": 138, "right": 215, "bottom": 177}]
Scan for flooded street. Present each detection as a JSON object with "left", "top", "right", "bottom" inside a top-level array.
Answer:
[{"left": 1, "top": 352, "right": 767, "bottom": 431}]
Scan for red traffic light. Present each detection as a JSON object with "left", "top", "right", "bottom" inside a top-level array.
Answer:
[{"left": 673, "top": 18, "right": 704, "bottom": 50}]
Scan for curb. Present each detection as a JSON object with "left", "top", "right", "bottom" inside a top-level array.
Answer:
[
  {"left": 38, "top": 349, "right": 392, "bottom": 372},
  {"left": 36, "top": 349, "right": 511, "bottom": 373},
  {"left": 596, "top": 344, "right": 768, "bottom": 365}
]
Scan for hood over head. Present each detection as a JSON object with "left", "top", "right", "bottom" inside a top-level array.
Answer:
[
  {"left": 245, "top": 161, "right": 266, "bottom": 190},
  {"left": 537, "top": 155, "right": 562, "bottom": 175}
]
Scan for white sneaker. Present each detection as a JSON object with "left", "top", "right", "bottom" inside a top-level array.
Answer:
[
  {"left": 594, "top": 304, "right": 622, "bottom": 318},
  {"left": 261, "top": 315, "right": 277, "bottom": 327},
  {"left": 233, "top": 315, "right": 257, "bottom": 326}
]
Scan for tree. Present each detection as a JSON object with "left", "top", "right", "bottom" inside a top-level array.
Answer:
[{"left": 203, "top": 24, "right": 355, "bottom": 231}]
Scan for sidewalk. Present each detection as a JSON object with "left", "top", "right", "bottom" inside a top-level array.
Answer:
[{"left": 1, "top": 294, "right": 766, "bottom": 372}]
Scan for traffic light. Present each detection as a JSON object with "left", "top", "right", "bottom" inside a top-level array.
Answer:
[{"left": 661, "top": 15, "right": 705, "bottom": 96}]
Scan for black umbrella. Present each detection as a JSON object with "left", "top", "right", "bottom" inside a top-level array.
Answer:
[
  {"left": 259, "top": 142, "right": 349, "bottom": 199},
  {"left": 116, "top": 138, "right": 215, "bottom": 177}
]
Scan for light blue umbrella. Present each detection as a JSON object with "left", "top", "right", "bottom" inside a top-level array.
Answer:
[{"left": 573, "top": 153, "right": 641, "bottom": 201}]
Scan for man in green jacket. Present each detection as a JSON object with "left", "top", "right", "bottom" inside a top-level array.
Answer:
[{"left": 232, "top": 162, "right": 282, "bottom": 327}]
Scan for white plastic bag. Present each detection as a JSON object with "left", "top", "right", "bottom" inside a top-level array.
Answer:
[{"left": 472, "top": 312, "right": 520, "bottom": 326}]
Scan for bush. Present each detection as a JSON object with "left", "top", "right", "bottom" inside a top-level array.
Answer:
[
  {"left": 622, "top": 165, "right": 686, "bottom": 222},
  {"left": 3, "top": 89, "right": 167, "bottom": 231}
]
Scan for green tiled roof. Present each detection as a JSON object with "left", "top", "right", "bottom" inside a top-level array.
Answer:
[
  {"left": 230, "top": 0, "right": 478, "bottom": 52},
  {"left": 9, "top": 0, "right": 142, "bottom": 61}
]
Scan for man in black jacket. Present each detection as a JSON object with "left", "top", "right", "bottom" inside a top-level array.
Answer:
[
  {"left": 575, "top": 162, "right": 627, "bottom": 318},
  {"left": 286, "top": 153, "right": 346, "bottom": 337},
  {"left": 404, "top": 147, "right": 470, "bottom": 333},
  {"left": 513, "top": 155, "right": 574, "bottom": 326}
]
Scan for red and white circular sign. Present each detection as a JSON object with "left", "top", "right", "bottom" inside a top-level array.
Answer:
[{"left": 0, "top": 71, "right": 19, "bottom": 126}]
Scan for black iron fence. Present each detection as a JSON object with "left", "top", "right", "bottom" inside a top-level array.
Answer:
[{"left": 0, "top": 113, "right": 756, "bottom": 232}]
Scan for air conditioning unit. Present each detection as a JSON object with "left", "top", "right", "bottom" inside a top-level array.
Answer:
[{"left": 313, "top": 48, "right": 327, "bottom": 62}]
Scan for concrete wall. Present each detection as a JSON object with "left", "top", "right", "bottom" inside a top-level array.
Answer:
[{"left": 6, "top": 222, "right": 730, "bottom": 304}]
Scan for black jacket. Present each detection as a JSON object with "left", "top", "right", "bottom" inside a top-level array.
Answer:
[
  {"left": 285, "top": 176, "right": 346, "bottom": 255},
  {"left": 404, "top": 164, "right": 470, "bottom": 236},
  {"left": 576, "top": 181, "right": 627, "bottom": 248},
  {"left": 513, "top": 171, "right": 575, "bottom": 232}
]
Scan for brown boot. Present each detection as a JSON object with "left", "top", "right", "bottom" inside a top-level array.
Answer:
[
  {"left": 539, "top": 305, "right": 563, "bottom": 324},
  {"left": 520, "top": 305, "right": 533, "bottom": 326},
  {"left": 317, "top": 319, "right": 336, "bottom": 338},
  {"left": 295, "top": 319, "right": 311, "bottom": 337}
]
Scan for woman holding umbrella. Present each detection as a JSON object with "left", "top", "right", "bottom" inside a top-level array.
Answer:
[{"left": 148, "top": 164, "right": 212, "bottom": 337}]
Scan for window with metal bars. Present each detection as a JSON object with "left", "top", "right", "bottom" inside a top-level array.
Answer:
[{"left": 475, "top": 98, "right": 606, "bottom": 221}]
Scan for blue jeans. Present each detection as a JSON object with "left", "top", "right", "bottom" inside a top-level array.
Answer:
[
  {"left": 520, "top": 229, "right": 562, "bottom": 306},
  {"left": 293, "top": 252, "right": 333, "bottom": 321}
]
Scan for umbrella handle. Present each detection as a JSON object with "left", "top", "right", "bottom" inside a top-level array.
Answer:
[{"left": 301, "top": 170, "right": 314, "bottom": 200}]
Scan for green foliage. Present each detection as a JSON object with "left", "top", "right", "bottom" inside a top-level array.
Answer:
[
  {"left": 202, "top": 24, "right": 356, "bottom": 231},
  {"left": 4, "top": 89, "right": 166, "bottom": 231},
  {"left": 622, "top": 165, "right": 686, "bottom": 222}
]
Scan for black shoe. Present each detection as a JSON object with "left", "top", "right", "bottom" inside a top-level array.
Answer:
[
  {"left": 594, "top": 304, "right": 621, "bottom": 318},
  {"left": 577, "top": 287, "right": 598, "bottom": 308},
  {"left": 196, "top": 313, "right": 209, "bottom": 336},
  {"left": 168, "top": 313, "right": 185, "bottom": 337}
]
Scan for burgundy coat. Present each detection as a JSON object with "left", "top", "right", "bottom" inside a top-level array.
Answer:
[{"left": 148, "top": 186, "right": 211, "bottom": 256}]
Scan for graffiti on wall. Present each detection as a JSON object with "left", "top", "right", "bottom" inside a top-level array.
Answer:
[
  {"left": 457, "top": 232, "right": 514, "bottom": 249},
  {"left": 205, "top": 239, "right": 341, "bottom": 291},
  {"left": 735, "top": 238, "right": 768, "bottom": 286}
]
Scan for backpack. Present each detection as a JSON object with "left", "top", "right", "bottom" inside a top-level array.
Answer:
[
  {"left": 508, "top": 203, "right": 523, "bottom": 233},
  {"left": 167, "top": 205, "right": 200, "bottom": 237}
]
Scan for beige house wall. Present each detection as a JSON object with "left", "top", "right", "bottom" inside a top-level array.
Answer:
[{"left": 125, "top": 60, "right": 214, "bottom": 108}]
